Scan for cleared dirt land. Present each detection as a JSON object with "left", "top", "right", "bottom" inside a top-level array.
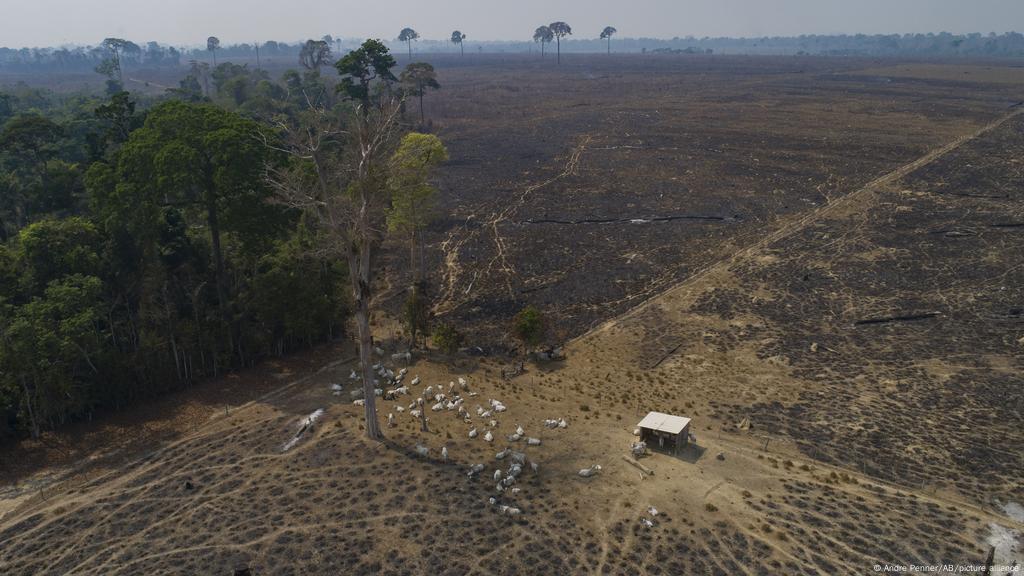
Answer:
[
  {"left": 410, "top": 54, "right": 1024, "bottom": 344},
  {"left": 1, "top": 55, "right": 1023, "bottom": 574}
]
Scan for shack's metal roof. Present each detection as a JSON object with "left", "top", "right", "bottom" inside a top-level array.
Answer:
[{"left": 637, "top": 411, "right": 691, "bottom": 435}]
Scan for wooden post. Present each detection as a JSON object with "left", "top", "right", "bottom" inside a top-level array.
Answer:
[
  {"left": 762, "top": 437, "right": 770, "bottom": 451},
  {"left": 419, "top": 402, "right": 429, "bottom": 432}
]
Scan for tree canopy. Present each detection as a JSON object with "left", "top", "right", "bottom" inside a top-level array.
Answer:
[
  {"left": 601, "top": 26, "right": 618, "bottom": 54},
  {"left": 0, "top": 89, "right": 353, "bottom": 441},
  {"left": 549, "top": 22, "right": 573, "bottom": 63},
  {"left": 399, "top": 63, "right": 440, "bottom": 124},
  {"left": 398, "top": 28, "right": 420, "bottom": 58},
  {"left": 534, "top": 26, "right": 554, "bottom": 57},
  {"left": 451, "top": 31, "right": 467, "bottom": 55},
  {"left": 0, "top": 40, "right": 455, "bottom": 443},
  {"left": 335, "top": 39, "right": 397, "bottom": 109},
  {"left": 387, "top": 132, "right": 447, "bottom": 244},
  {"left": 512, "top": 305, "right": 546, "bottom": 348},
  {"left": 299, "top": 39, "right": 332, "bottom": 72},
  {"left": 207, "top": 36, "right": 221, "bottom": 65}
]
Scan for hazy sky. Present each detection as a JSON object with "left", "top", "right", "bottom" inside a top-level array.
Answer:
[{"left": 4, "top": 0, "right": 1024, "bottom": 47}]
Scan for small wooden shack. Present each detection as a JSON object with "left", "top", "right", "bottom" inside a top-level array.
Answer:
[{"left": 636, "top": 411, "right": 691, "bottom": 455}]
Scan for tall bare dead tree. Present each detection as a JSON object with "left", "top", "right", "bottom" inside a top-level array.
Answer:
[{"left": 264, "top": 90, "right": 402, "bottom": 440}]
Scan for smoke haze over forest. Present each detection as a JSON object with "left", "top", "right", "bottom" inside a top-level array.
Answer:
[{"left": 3, "top": 0, "right": 1024, "bottom": 48}]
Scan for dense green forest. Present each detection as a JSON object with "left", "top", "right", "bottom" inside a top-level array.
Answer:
[{"left": 0, "top": 41, "right": 442, "bottom": 440}]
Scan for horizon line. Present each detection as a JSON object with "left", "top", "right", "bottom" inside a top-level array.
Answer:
[{"left": 3, "top": 30, "right": 1021, "bottom": 51}]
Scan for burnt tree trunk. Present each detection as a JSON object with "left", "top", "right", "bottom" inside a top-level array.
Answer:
[{"left": 349, "top": 241, "right": 382, "bottom": 440}]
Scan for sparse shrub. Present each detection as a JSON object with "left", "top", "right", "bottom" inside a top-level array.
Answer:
[
  {"left": 579, "top": 404, "right": 590, "bottom": 412},
  {"left": 704, "top": 503, "right": 718, "bottom": 512},
  {"left": 432, "top": 322, "right": 464, "bottom": 355},
  {"left": 511, "top": 305, "right": 546, "bottom": 348}
]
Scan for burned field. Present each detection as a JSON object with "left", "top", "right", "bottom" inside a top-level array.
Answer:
[
  {"left": 407, "top": 54, "right": 1024, "bottom": 345},
  {"left": 566, "top": 97, "right": 1024, "bottom": 509},
  {"left": 2, "top": 56, "right": 1023, "bottom": 574},
  {"left": 709, "top": 113, "right": 1024, "bottom": 505}
]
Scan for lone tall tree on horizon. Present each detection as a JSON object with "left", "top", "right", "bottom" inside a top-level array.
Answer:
[
  {"left": 398, "top": 28, "right": 419, "bottom": 58},
  {"left": 400, "top": 62, "right": 440, "bottom": 125},
  {"left": 533, "top": 25, "right": 553, "bottom": 58},
  {"left": 206, "top": 36, "right": 220, "bottom": 66},
  {"left": 549, "top": 22, "right": 572, "bottom": 63},
  {"left": 96, "top": 38, "right": 128, "bottom": 91},
  {"left": 600, "top": 26, "right": 617, "bottom": 54},
  {"left": 451, "top": 30, "right": 466, "bottom": 55}
]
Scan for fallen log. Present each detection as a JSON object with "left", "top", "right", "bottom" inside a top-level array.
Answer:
[
  {"left": 522, "top": 214, "right": 737, "bottom": 226},
  {"left": 854, "top": 312, "right": 940, "bottom": 326},
  {"left": 650, "top": 341, "right": 684, "bottom": 369},
  {"left": 949, "top": 192, "right": 1010, "bottom": 200},
  {"left": 622, "top": 455, "right": 654, "bottom": 476}
]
